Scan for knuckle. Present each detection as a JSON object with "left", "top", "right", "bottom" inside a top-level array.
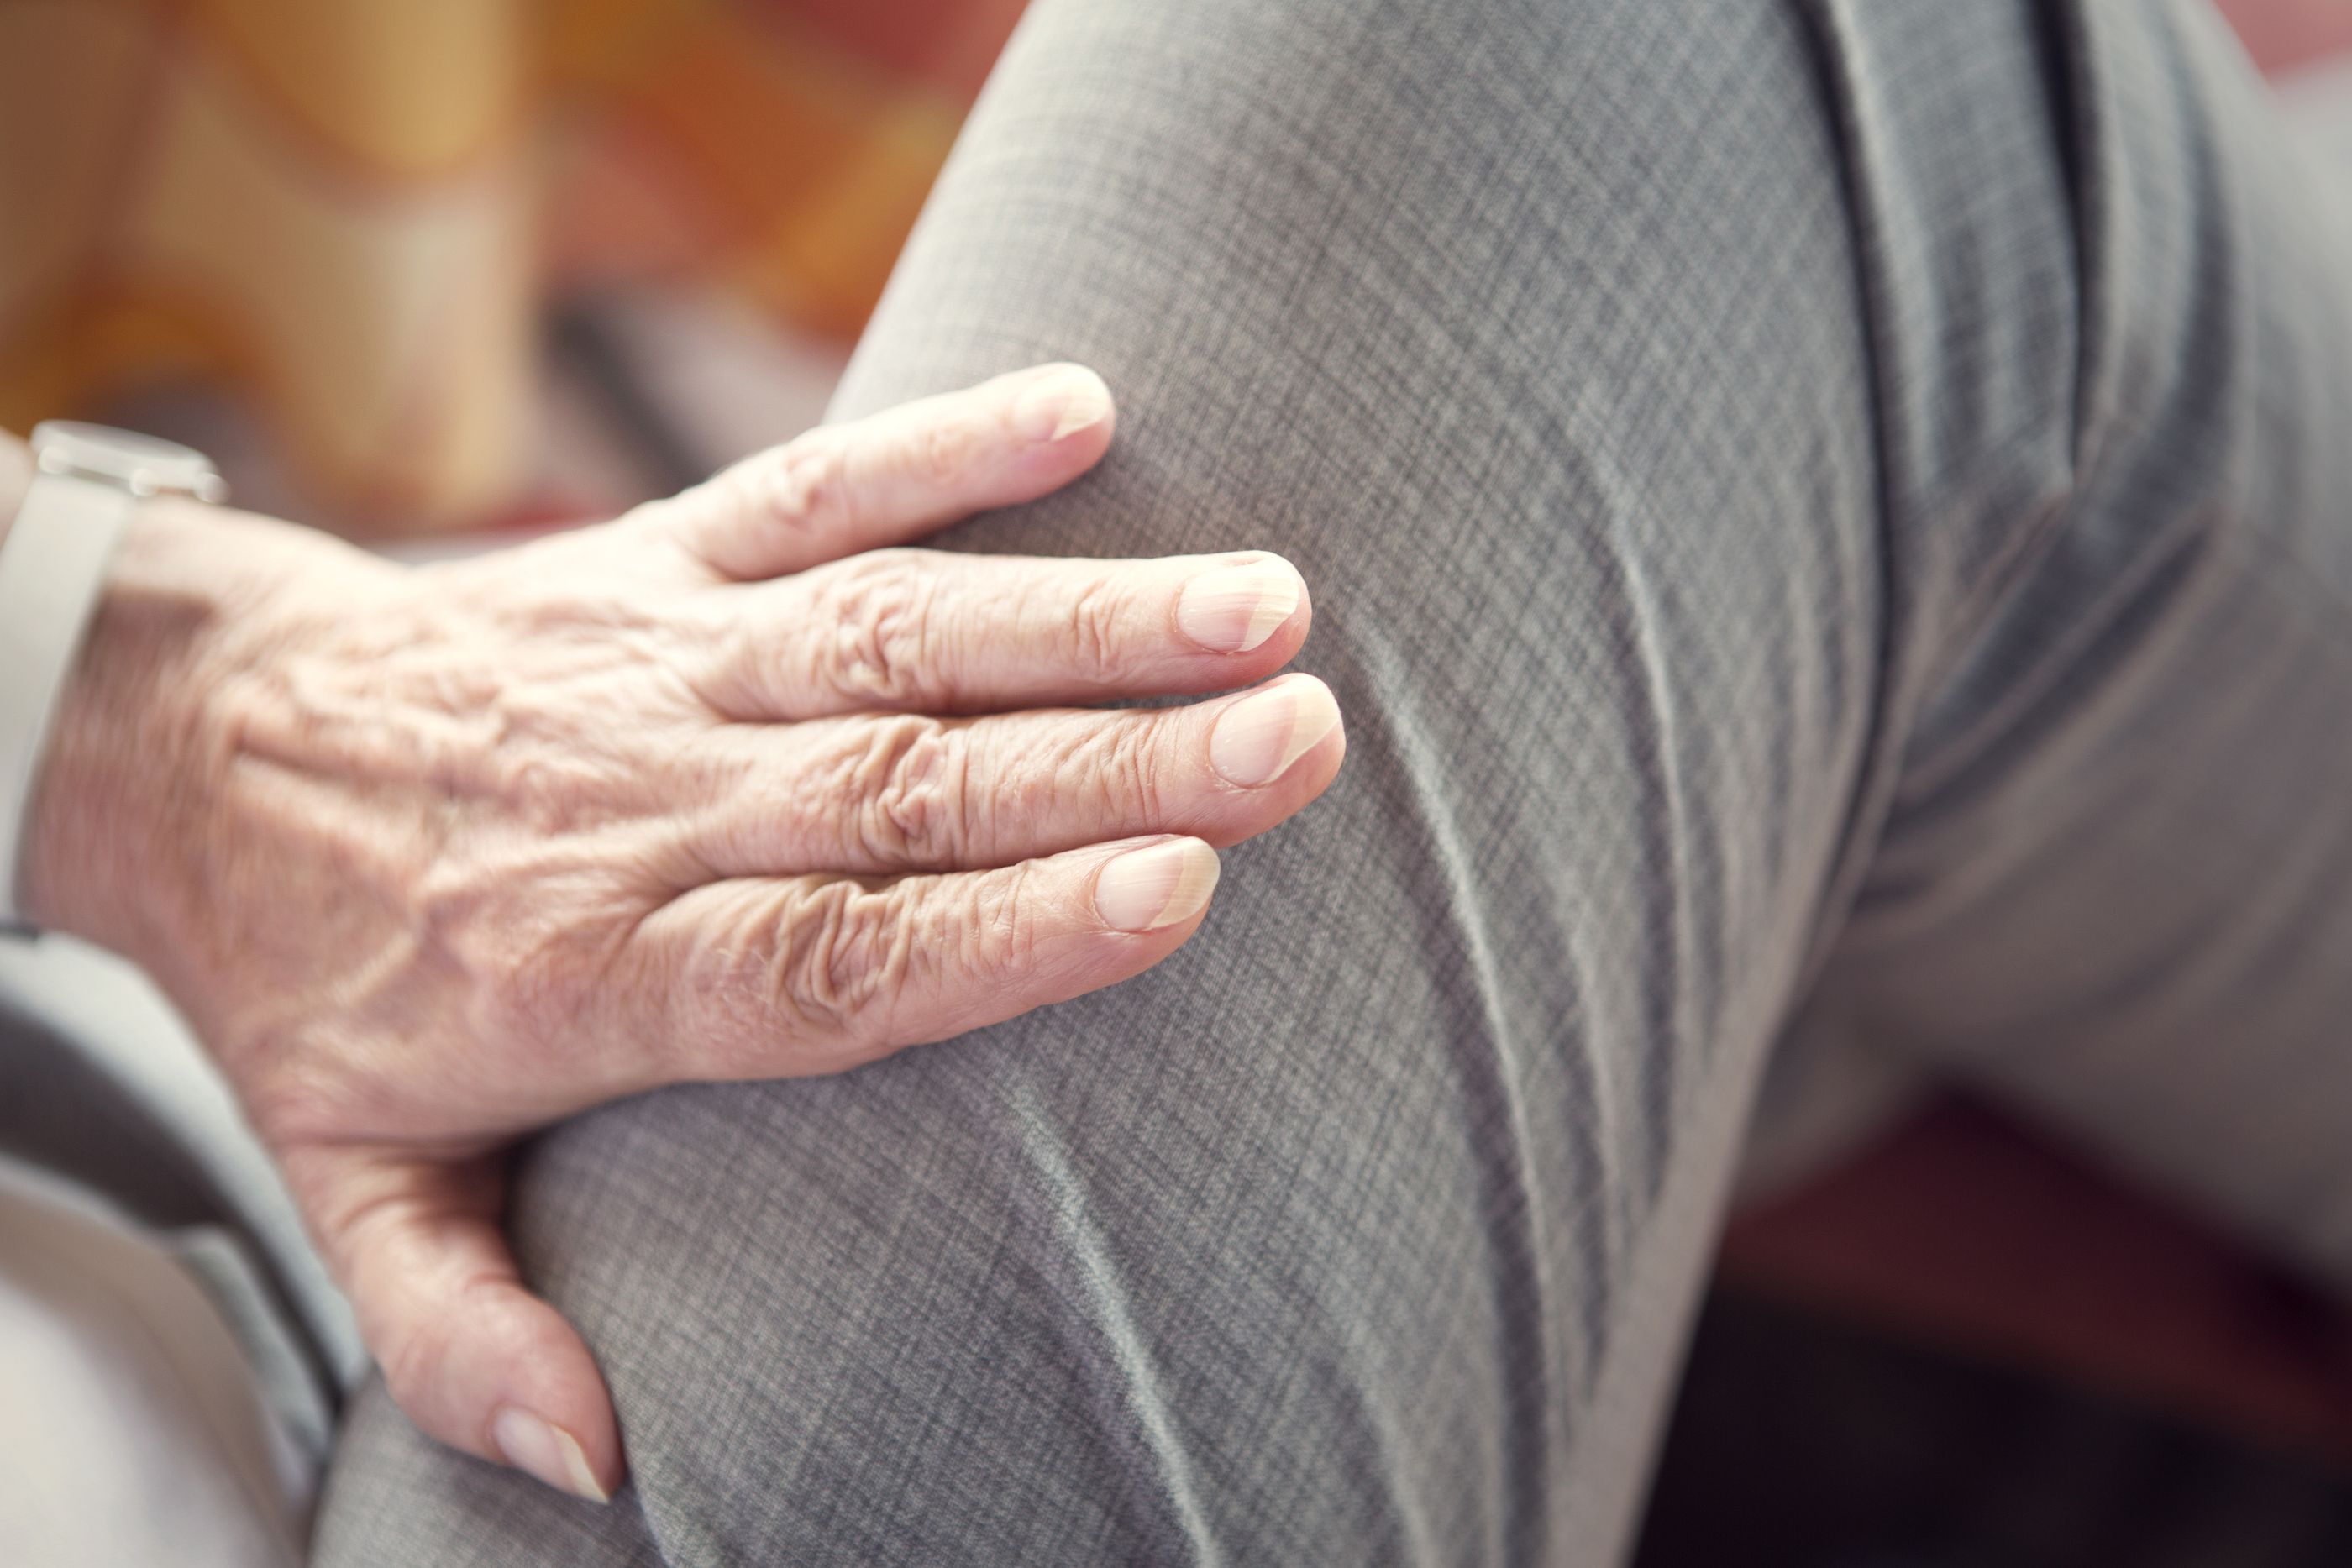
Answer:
[
  {"left": 1086, "top": 714, "right": 1174, "bottom": 822},
  {"left": 741, "top": 433, "right": 847, "bottom": 540},
  {"left": 902, "top": 414, "right": 980, "bottom": 490},
  {"left": 852, "top": 716, "right": 970, "bottom": 866},
  {"left": 377, "top": 1324, "right": 451, "bottom": 1423},
  {"left": 812, "top": 553, "right": 945, "bottom": 708},
  {"left": 970, "top": 859, "right": 1041, "bottom": 979},
  {"left": 1063, "top": 575, "right": 1127, "bottom": 683},
  {"left": 772, "top": 880, "right": 913, "bottom": 1045},
  {"left": 482, "top": 748, "right": 596, "bottom": 834},
  {"left": 377, "top": 1344, "right": 433, "bottom": 1424}
]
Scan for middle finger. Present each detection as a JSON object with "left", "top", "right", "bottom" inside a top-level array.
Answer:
[
  {"left": 681, "top": 672, "right": 1346, "bottom": 878},
  {"left": 694, "top": 548, "right": 1312, "bottom": 720}
]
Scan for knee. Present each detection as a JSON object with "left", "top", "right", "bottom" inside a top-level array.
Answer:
[
  {"left": 504, "top": 1046, "right": 1467, "bottom": 1561},
  {"left": 838, "top": 0, "right": 1874, "bottom": 575}
]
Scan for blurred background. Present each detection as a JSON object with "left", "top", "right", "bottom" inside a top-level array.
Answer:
[
  {"left": 8, "top": 3, "right": 2352, "bottom": 1564},
  {"left": 1, "top": 0, "right": 2345, "bottom": 540},
  {"left": 0, "top": 0, "right": 1028, "bottom": 538}
]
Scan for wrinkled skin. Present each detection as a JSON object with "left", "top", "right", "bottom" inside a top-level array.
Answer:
[{"left": 17, "top": 365, "right": 1346, "bottom": 1500}]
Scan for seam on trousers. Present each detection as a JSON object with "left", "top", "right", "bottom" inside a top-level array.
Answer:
[
  {"left": 1888, "top": 0, "right": 2236, "bottom": 801},
  {"left": 1008, "top": 1078, "right": 1221, "bottom": 1567},
  {"left": 1776, "top": 0, "right": 1919, "bottom": 993}
]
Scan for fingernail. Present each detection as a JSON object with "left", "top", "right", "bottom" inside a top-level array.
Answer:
[
  {"left": 1095, "top": 839, "right": 1220, "bottom": 932},
  {"left": 1176, "top": 561, "right": 1302, "bottom": 653},
  {"left": 1210, "top": 677, "right": 1341, "bottom": 788},
  {"left": 492, "top": 1405, "right": 610, "bottom": 1504},
  {"left": 1013, "top": 366, "right": 1114, "bottom": 444}
]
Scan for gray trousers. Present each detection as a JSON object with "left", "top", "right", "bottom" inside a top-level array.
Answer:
[{"left": 298, "top": 0, "right": 2352, "bottom": 1561}]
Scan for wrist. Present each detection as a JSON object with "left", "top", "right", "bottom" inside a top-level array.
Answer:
[{"left": 18, "top": 499, "right": 372, "bottom": 975}]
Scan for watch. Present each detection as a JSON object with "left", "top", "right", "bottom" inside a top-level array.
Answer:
[{"left": 0, "top": 422, "right": 225, "bottom": 935}]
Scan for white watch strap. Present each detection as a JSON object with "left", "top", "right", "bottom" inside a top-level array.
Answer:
[{"left": 0, "top": 471, "right": 139, "bottom": 931}]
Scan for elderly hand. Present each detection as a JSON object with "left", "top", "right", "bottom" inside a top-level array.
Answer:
[{"left": 19, "top": 364, "right": 1344, "bottom": 1502}]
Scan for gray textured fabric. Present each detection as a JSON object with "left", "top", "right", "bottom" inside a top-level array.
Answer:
[{"left": 290, "top": 0, "right": 2352, "bottom": 1563}]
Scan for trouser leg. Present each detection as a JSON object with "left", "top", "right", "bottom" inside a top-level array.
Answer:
[
  {"left": 315, "top": 3, "right": 2352, "bottom": 1563},
  {"left": 1791, "top": 0, "right": 2352, "bottom": 1288}
]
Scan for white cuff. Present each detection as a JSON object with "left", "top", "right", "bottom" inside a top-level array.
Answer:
[{"left": 0, "top": 469, "right": 139, "bottom": 932}]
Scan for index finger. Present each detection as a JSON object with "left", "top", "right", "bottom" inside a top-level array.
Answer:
[{"left": 653, "top": 364, "right": 1118, "bottom": 581}]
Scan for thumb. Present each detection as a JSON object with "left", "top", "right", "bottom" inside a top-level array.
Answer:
[{"left": 294, "top": 1147, "right": 622, "bottom": 1503}]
